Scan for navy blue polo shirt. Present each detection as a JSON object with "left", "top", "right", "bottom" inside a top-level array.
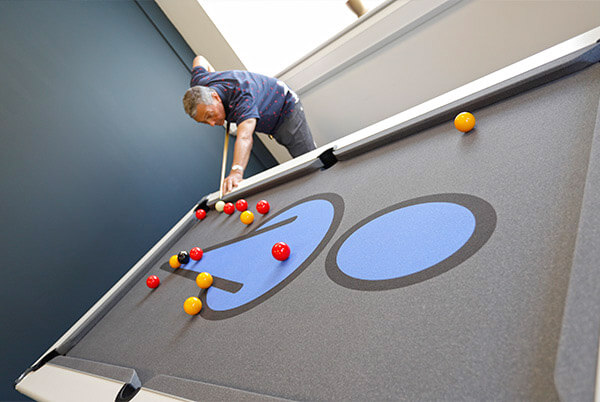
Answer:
[{"left": 190, "top": 67, "right": 299, "bottom": 134}]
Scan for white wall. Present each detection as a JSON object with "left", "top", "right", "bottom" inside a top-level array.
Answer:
[{"left": 155, "top": 0, "right": 245, "bottom": 71}]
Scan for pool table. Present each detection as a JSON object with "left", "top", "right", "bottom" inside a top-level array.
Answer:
[{"left": 16, "top": 28, "right": 600, "bottom": 401}]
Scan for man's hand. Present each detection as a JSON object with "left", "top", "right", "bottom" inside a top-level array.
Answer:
[
  {"left": 223, "top": 170, "right": 243, "bottom": 195},
  {"left": 192, "top": 55, "right": 215, "bottom": 72}
]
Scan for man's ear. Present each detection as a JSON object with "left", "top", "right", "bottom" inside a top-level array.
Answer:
[{"left": 212, "top": 92, "right": 221, "bottom": 104}]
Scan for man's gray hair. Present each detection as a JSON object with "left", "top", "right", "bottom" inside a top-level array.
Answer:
[{"left": 183, "top": 86, "right": 216, "bottom": 118}]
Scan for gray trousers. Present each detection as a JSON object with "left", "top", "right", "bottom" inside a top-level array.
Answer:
[{"left": 272, "top": 101, "right": 317, "bottom": 158}]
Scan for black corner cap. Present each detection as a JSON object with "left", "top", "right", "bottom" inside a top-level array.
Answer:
[
  {"left": 318, "top": 148, "right": 338, "bottom": 169},
  {"left": 115, "top": 383, "right": 141, "bottom": 402},
  {"left": 195, "top": 197, "right": 209, "bottom": 212},
  {"left": 15, "top": 349, "right": 61, "bottom": 387}
]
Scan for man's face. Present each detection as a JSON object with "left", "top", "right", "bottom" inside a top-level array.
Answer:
[{"left": 194, "top": 92, "right": 226, "bottom": 126}]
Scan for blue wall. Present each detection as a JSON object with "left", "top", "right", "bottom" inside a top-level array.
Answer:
[{"left": 0, "top": 1, "right": 276, "bottom": 400}]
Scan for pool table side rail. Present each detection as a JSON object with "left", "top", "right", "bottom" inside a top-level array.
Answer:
[
  {"left": 333, "top": 40, "right": 600, "bottom": 160},
  {"left": 204, "top": 26, "right": 600, "bottom": 205},
  {"left": 199, "top": 157, "right": 327, "bottom": 207}
]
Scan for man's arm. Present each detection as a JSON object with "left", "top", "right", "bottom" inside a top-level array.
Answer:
[
  {"left": 192, "top": 55, "right": 215, "bottom": 72},
  {"left": 222, "top": 118, "right": 256, "bottom": 195}
]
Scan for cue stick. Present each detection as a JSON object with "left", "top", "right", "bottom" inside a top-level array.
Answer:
[{"left": 218, "top": 122, "right": 230, "bottom": 199}]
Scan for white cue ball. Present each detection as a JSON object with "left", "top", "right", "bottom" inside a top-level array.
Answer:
[{"left": 215, "top": 200, "right": 225, "bottom": 212}]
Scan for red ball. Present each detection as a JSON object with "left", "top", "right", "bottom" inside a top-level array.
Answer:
[
  {"left": 235, "top": 199, "right": 248, "bottom": 212},
  {"left": 272, "top": 242, "right": 290, "bottom": 261},
  {"left": 190, "top": 247, "right": 203, "bottom": 261},
  {"left": 195, "top": 209, "right": 206, "bottom": 220},
  {"left": 146, "top": 275, "right": 160, "bottom": 289},
  {"left": 223, "top": 202, "right": 235, "bottom": 215},
  {"left": 256, "top": 200, "right": 270, "bottom": 214}
]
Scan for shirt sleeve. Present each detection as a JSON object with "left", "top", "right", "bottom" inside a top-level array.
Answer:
[{"left": 190, "top": 66, "right": 208, "bottom": 87}]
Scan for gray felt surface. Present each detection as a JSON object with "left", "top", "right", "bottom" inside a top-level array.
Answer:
[{"left": 65, "top": 64, "right": 600, "bottom": 401}]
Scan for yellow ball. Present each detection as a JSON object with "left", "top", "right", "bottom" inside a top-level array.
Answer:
[
  {"left": 240, "top": 210, "right": 254, "bottom": 225},
  {"left": 169, "top": 255, "right": 181, "bottom": 269},
  {"left": 454, "top": 112, "right": 476, "bottom": 133},
  {"left": 215, "top": 200, "right": 225, "bottom": 212},
  {"left": 196, "top": 272, "right": 213, "bottom": 289},
  {"left": 183, "top": 296, "right": 202, "bottom": 315}
]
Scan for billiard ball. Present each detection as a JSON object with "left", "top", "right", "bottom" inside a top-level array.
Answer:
[
  {"left": 177, "top": 251, "right": 190, "bottom": 264},
  {"left": 235, "top": 199, "right": 248, "bottom": 212},
  {"left": 190, "top": 247, "right": 203, "bottom": 261},
  {"left": 240, "top": 210, "right": 254, "bottom": 225},
  {"left": 196, "top": 272, "right": 213, "bottom": 289},
  {"left": 169, "top": 255, "right": 181, "bottom": 269},
  {"left": 223, "top": 202, "right": 235, "bottom": 215},
  {"left": 195, "top": 209, "right": 206, "bottom": 220},
  {"left": 215, "top": 200, "right": 225, "bottom": 212},
  {"left": 256, "top": 200, "right": 270, "bottom": 214},
  {"left": 272, "top": 242, "right": 290, "bottom": 261},
  {"left": 146, "top": 275, "right": 160, "bottom": 289},
  {"left": 454, "top": 112, "right": 476, "bottom": 133},
  {"left": 183, "top": 296, "right": 202, "bottom": 315}
]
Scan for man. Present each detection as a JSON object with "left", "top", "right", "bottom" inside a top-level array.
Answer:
[{"left": 183, "top": 56, "right": 317, "bottom": 194}]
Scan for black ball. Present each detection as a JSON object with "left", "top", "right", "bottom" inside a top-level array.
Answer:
[{"left": 177, "top": 251, "right": 190, "bottom": 264}]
